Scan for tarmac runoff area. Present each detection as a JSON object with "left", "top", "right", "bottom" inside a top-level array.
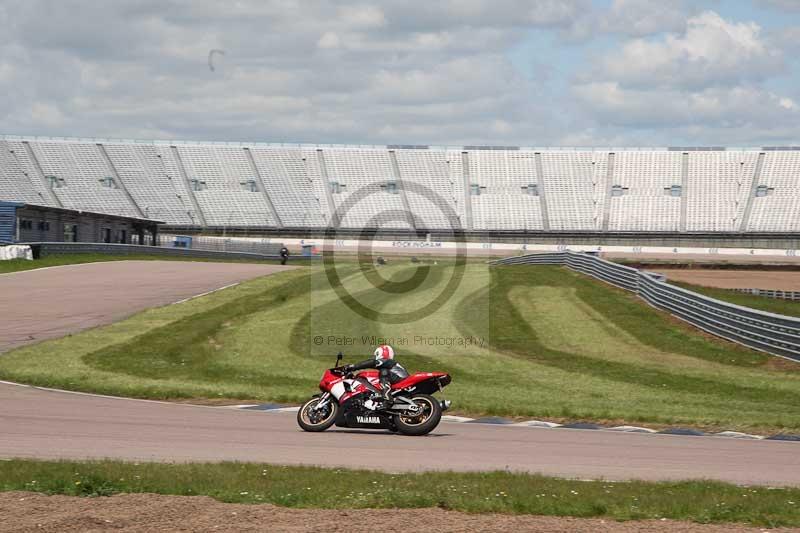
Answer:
[
  {"left": 0, "top": 258, "right": 798, "bottom": 488},
  {"left": 0, "top": 260, "right": 294, "bottom": 353}
]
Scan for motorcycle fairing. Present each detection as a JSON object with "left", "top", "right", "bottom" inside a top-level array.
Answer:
[
  {"left": 353, "top": 370, "right": 451, "bottom": 393},
  {"left": 335, "top": 396, "right": 394, "bottom": 429},
  {"left": 391, "top": 372, "right": 451, "bottom": 395}
]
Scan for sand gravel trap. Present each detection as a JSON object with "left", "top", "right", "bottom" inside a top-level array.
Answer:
[
  {"left": 654, "top": 269, "right": 800, "bottom": 291},
  {"left": 0, "top": 492, "right": 784, "bottom": 533}
]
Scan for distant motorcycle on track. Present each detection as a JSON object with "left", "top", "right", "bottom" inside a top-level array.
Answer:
[{"left": 297, "top": 352, "right": 451, "bottom": 436}]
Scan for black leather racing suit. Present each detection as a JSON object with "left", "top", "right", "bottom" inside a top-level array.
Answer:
[{"left": 348, "top": 358, "right": 409, "bottom": 398}]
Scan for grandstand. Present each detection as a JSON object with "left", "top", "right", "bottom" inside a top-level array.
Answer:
[{"left": 2, "top": 136, "right": 799, "bottom": 239}]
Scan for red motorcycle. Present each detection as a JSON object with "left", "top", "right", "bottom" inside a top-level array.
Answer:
[{"left": 297, "top": 353, "right": 451, "bottom": 436}]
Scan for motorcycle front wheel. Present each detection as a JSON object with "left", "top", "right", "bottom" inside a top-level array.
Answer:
[
  {"left": 393, "top": 394, "right": 442, "bottom": 436},
  {"left": 297, "top": 396, "right": 338, "bottom": 432}
]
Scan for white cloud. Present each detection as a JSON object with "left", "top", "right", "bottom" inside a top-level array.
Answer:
[
  {"left": 29, "top": 102, "right": 66, "bottom": 127},
  {"left": 378, "top": 0, "right": 590, "bottom": 31},
  {"left": 592, "top": 11, "right": 783, "bottom": 89},
  {"left": 336, "top": 5, "right": 386, "bottom": 29},
  {"left": 0, "top": 0, "right": 578, "bottom": 145},
  {"left": 779, "top": 97, "right": 798, "bottom": 111},
  {"left": 574, "top": 82, "right": 798, "bottom": 127},
  {"left": 602, "top": 0, "right": 689, "bottom": 36},
  {"left": 317, "top": 32, "right": 342, "bottom": 50},
  {"left": 0, "top": 1, "right": 798, "bottom": 146},
  {"left": 571, "top": 10, "right": 799, "bottom": 144},
  {"left": 565, "top": 0, "right": 696, "bottom": 41}
]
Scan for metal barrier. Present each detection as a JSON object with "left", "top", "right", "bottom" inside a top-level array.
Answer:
[
  {"left": 492, "top": 251, "right": 800, "bottom": 362},
  {"left": 159, "top": 234, "right": 286, "bottom": 256}
]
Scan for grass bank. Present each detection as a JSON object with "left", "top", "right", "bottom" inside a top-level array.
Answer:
[
  {"left": 1, "top": 460, "right": 798, "bottom": 527},
  {"left": 670, "top": 281, "right": 800, "bottom": 319},
  {"left": 0, "top": 253, "right": 282, "bottom": 275},
  {"left": 1, "top": 263, "right": 798, "bottom": 432}
]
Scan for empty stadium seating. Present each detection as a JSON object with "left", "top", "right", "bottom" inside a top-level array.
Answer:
[
  {"left": 103, "top": 143, "right": 195, "bottom": 225},
  {"left": 394, "top": 149, "right": 460, "bottom": 230},
  {"left": 607, "top": 152, "right": 682, "bottom": 232},
  {"left": 28, "top": 141, "right": 141, "bottom": 218},
  {"left": 538, "top": 151, "right": 597, "bottom": 231},
  {"left": 0, "top": 141, "right": 50, "bottom": 205},
  {"left": 249, "top": 148, "right": 326, "bottom": 227},
  {"left": 467, "top": 150, "right": 543, "bottom": 231},
  {"left": 686, "top": 151, "right": 756, "bottom": 232},
  {"left": 1, "top": 136, "right": 798, "bottom": 233},
  {"left": 322, "top": 148, "right": 410, "bottom": 229},
  {"left": 748, "top": 151, "right": 800, "bottom": 232}
]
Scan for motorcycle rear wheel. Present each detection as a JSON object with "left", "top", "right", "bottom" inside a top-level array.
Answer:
[
  {"left": 393, "top": 394, "right": 442, "bottom": 436},
  {"left": 297, "top": 397, "right": 338, "bottom": 432}
]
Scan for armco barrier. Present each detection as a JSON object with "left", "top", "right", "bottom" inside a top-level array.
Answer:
[
  {"left": 23, "top": 242, "right": 307, "bottom": 262},
  {"left": 492, "top": 251, "right": 800, "bottom": 362}
]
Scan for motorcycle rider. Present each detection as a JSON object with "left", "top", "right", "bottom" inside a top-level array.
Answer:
[{"left": 343, "top": 345, "right": 408, "bottom": 407}]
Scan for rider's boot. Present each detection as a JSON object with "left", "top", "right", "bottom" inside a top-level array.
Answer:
[
  {"left": 378, "top": 383, "right": 393, "bottom": 407},
  {"left": 364, "top": 385, "right": 392, "bottom": 411},
  {"left": 363, "top": 397, "right": 379, "bottom": 411}
]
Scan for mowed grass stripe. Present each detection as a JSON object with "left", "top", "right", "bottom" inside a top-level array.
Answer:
[
  {"left": 519, "top": 284, "right": 800, "bottom": 396},
  {"left": 83, "top": 271, "right": 313, "bottom": 380},
  {"left": 502, "top": 287, "right": 797, "bottom": 405},
  {"left": 459, "top": 268, "right": 797, "bottom": 405}
]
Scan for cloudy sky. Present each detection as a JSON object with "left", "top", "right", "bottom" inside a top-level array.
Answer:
[{"left": 2, "top": 0, "right": 799, "bottom": 146}]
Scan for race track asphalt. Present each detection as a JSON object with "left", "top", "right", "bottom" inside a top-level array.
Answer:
[
  {"left": 0, "top": 260, "right": 292, "bottom": 352},
  {"left": 1, "top": 382, "right": 798, "bottom": 486}
]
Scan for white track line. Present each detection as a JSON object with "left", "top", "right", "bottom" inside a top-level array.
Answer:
[
  {"left": 0, "top": 379, "right": 261, "bottom": 412},
  {"left": 170, "top": 282, "right": 240, "bottom": 305}
]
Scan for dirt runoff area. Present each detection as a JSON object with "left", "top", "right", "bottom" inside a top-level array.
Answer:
[
  {"left": 0, "top": 492, "right": 787, "bottom": 533},
  {"left": 654, "top": 269, "right": 800, "bottom": 291}
]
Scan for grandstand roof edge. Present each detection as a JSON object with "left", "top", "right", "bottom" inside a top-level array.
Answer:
[
  {"left": 7, "top": 201, "right": 164, "bottom": 224},
  {"left": 0, "top": 134, "right": 771, "bottom": 152}
]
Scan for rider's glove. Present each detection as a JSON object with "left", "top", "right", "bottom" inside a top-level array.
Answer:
[{"left": 342, "top": 364, "right": 355, "bottom": 373}]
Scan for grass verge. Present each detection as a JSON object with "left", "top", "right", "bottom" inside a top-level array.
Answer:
[
  {"left": 1, "top": 460, "right": 799, "bottom": 527},
  {"left": 0, "top": 253, "right": 283, "bottom": 274},
  {"left": 670, "top": 281, "right": 800, "bottom": 319}
]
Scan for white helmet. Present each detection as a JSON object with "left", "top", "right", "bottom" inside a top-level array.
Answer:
[{"left": 373, "top": 345, "right": 395, "bottom": 361}]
